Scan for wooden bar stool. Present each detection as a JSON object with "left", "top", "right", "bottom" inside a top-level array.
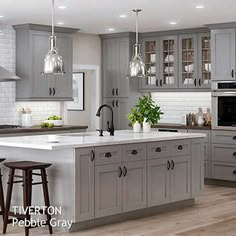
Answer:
[
  {"left": 3, "top": 161, "right": 53, "bottom": 236},
  {"left": 0, "top": 158, "right": 5, "bottom": 220}
]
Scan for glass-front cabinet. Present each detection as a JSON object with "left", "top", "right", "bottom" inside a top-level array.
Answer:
[
  {"left": 198, "top": 33, "right": 211, "bottom": 88},
  {"left": 160, "top": 36, "right": 178, "bottom": 88},
  {"left": 179, "top": 34, "right": 198, "bottom": 88},
  {"left": 141, "top": 38, "right": 159, "bottom": 89}
]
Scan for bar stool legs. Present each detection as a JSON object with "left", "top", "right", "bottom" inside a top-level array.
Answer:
[{"left": 0, "top": 166, "right": 5, "bottom": 220}]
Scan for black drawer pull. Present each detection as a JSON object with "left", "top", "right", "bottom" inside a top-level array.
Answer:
[
  {"left": 233, "top": 136, "right": 236, "bottom": 140},
  {"left": 49, "top": 87, "right": 52, "bottom": 95},
  {"left": 233, "top": 152, "right": 236, "bottom": 156},
  {"left": 123, "top": 166, "right": 127, "bottom": 177},
  {"left": 116, "top": 88, "right": 118, "bottom": 96},
  {"left": 156, "top": 147, "right": 162, "bottom": 152},
  {"left": 105, "top": 152, "right": 112, "bottom": 158},
  {"left": 171, "top": 160, "right": 175, "bottom": 170},
  {"left": 118, "top": 166, "right": 122, "bottom": 178},
  {"left": 167, "top": 160, "right": 171, "bottom": 170},
  {"left": 53, "top": 87, "right": 56, "bottom": 96},
  {"left": 112, "top": 88, "right": 115, "bottom": 96},
  {"left": 232, "top": 69, "right": 234, "bottom": 78},
  {"left": 112, "top": 100, "right": 115, "bottom": 107},
  {"left": 90, "top": 150, "right": 95, "bottom": 162},
  {"left": 233, "top": 170, "right": 236, "bottom": 175},
  {"left": 131, "top": 150, "right": 138, "bottom": 155},
  {"left": 178, "top": 145, "right": 183, "bottom": 150}
]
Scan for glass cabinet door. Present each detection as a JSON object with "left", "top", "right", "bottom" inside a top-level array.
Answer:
[
  {"left": 179, "top": 35, "right": 198, "bottom": 88},
  {"left": 198, "top": 33, "right": 211, "bottom": 88},
  {"left": 141, "top": 38, "right": 159, "bottom": 89},
  {"left": 160, "top": 36, "right": 178, "bottom": 88}
]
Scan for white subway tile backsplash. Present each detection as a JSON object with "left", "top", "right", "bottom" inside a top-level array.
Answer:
[
  {"left": 0, "top": 25, "right": 61, "bottom": 126},
  {"left": 151, "top": 92, "right": 211, "bottom": 124}
]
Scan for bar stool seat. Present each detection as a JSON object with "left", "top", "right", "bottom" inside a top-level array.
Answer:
[
  {"left": 3, "top": 161, "right": 53, "bottom": 236},
  {"left": 0, "top": 158, "right": 5, "bottom": 220}
]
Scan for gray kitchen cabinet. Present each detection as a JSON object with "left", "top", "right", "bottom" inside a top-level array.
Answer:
[
  {"left": 211, "top": 29, "right": 236, "bottom": 81},
  {"left": 75, "top": 147, "right": 95, "bottom": 222},
  {"left": 102, "top": 97, "right": 129, "bottom": 130},
  {"left": 95, "top": 163, "right": 122, "bottom": 218},
  {"left": 170, "top": 155, "right": 191, "bottom": 202},
  {"left": 198, "top": 33, "right": 211, "bottom": 88},
  {"left": 122, "top": 160, "right": 147, "bottom": 212},
  {"left": 101, "top": 36, "right": 131, "bottom": 98},
  {"left": 179, "top": 34, "right": 198, "bottom": 88},
  {"left": 148, "top": 158, "right": 169, "bottom": 207},
  {"left": 14, "top": 24, "right": 74, "bottom": 101}
]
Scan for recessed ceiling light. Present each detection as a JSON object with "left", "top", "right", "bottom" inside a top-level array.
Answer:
[
  {"left": 195, "top": 4, "right": 205, "bottom": 9},
  {"left": 108, "top": 28, "right": 115, "bottom": 31},
  {"left": 58, "top": 5, "right": 67, "bottom": 9},
  {"left": 57, "top": 22, "right": 64, "bottom": 25},
  {"left": 169, "top": 22, "right": 177, "bottom": 25},
  {"left": 120, "top": 14, "right": 128, "bottom": 18}
]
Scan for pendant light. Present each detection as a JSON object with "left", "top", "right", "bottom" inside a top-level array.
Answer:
[
  {"left": 43, "top": 0, "right": 65, "bottom": 75},
  {"left": 127, "top": 9, "right": 146, "bottom": 79}
]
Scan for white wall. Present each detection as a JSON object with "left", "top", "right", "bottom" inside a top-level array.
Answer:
[
  {"left": 0, "top": 25, "right": 61, "bottom": 126},
  {"left": 65, "top": 32, "right": 101, "bottom": 128},
  {"left": 151, "top": 92, "right": 211, "bottom": 124}
]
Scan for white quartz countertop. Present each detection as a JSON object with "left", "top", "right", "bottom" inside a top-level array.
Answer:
[{"left": 0, "top": 130, "right": 206, "bottom": 150}]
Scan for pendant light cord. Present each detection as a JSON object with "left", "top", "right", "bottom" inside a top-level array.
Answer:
[
  {"left": 136, "top": 11, "right": 138, "bottom": 44},
  {"left": 52, "top": 0, "right": 54, "bottom": 36}
]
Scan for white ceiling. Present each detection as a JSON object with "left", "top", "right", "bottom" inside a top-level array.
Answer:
[{"left": 1, "top": 0, "right": 236, "bottom": 34}]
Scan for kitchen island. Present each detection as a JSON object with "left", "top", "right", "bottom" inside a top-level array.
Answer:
[{"left": 0, "top": 131, "right": 205, "bottom": 233}]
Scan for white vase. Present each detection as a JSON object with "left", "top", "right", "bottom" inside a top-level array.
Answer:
[
  {"left": 22, "top": 113, "right": 32, "bottom": 127},
  {"left": 133, "top": 121, "right": 141, "bottom": 133},
  {"left": 143, "top": 119, "right": 151, "bottom": 133}
]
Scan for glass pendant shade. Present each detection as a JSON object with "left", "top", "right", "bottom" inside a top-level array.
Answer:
[
  {"left": 127, "top": 9, "right": 146, "bottom": 79},
  {"left": 43, "top": 0, "right": 65, "bottom": 75},
  {"left": 43, "top": 36, "right": 65, "bottom": 74},
  {"left": 128, "top": 44, "right": 146, "bottom": 79}
]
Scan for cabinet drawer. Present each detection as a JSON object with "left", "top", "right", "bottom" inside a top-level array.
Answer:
[
  {"left": 212, "top": 145, "right": 236, "bottom": 163},
  {"left": 95, "top": 145, "right": 121, "bottom": 165},
  {"left": 213, "top": 162, "right": 236, "bottom": 181},
  {"left": 122, "top": 143, "right": 146, "bottom": 162},
  {"left": 147, "top": 141, "right": 170, "bottom": 159},
  {"left": 170, "top": 140, "right": 190, "bottom": 157},
  {"left": 212, "top": 130, "right": 236, "bottom": 145}
]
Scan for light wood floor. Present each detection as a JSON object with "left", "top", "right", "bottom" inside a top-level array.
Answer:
[{"left": 1, "top": 185, "right": 236, "bottom": 236}]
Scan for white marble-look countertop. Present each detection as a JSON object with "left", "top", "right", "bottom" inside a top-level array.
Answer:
[{"left": 0, "top": 130, "right": 206, "bottom": 150}]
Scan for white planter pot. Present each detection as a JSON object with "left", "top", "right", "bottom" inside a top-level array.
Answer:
[
  {"left": 22, "top": 113, "right": 32, "bottom": 127},
  {"left": 133, "top": 121, "right": 141, "bottom": 133},
  {"left": 143, "top": 120, "right": 151, "bottom": 133}
]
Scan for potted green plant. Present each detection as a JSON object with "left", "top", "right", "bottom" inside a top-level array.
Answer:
[
  {"left": 136, "top": 95, "right": 163, "bottom": 132},
  {"left": 127, "top": 108, "right": 143, "bottom": 132}
]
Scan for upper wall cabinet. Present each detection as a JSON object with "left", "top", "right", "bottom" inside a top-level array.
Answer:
[
  {"left": 101, "top": 34, "right": 134, "bottom": 98},
  {"left": 14, "top": 24, "right": 77, "bottom": 101},
  {"left": 140, "top": 30, "right": 211, "bottom": 91},
  {"left": 211, "top": 28, "right": 236, "bottom": 81},
  {"left": 141, "top": 36, "right": 178, "bottom": 90}
]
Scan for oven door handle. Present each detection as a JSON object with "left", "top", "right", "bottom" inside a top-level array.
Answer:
[{"left": 212, "top": 91, "right": 236, "bottom": 97}]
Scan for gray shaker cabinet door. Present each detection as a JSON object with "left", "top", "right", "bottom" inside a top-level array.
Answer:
[
  {"left": 54, "top": 33, "right": 73, "bottom": 99},
  {"left": 170, "top": 155, "right": 190, "bottom": 202},
  {"left": 30, "top": 31, "right": 51, "bottom": 98},
  {"left": 95, "top": 164, "right": 122, "bottom": 218},
  {"left": 122, "top": 160, "right": 147, "bottom": 212},
  {"left": 148, "top": 158, "right": 169, "bottom": 207},
  {"left": 211, "top": 29, "right": 236, "bottom": 81},
  {"left": 191, "top": 140, "right": 204, "bottom": 197},
  {"left": 75, "top": 147, "right": 95, "bottom": 222}
]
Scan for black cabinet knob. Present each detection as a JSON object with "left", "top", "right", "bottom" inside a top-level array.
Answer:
[
  {"left": 156, "top": 147, "right": 162, "bottom": 152},
  {"left": 233, "top": 170, "right": 236, "bottom": 175},
  {"left": 233, "top": 136, "right": 236, "bottom": 140},
  {"left": 131, "top": 150, "right": 138, "bottom": 155},
  {"left": 105, "top": 152, "right": 112, "bottom": 158},
  {"left": 178, "top": 145, "right": 183, "bottom": 150}
]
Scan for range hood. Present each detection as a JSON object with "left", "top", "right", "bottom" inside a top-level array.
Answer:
[{"left": 0, "top": 66, "right": 20, "bottom": 82}]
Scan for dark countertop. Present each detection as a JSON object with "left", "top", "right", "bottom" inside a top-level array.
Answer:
[
  {"left": 0, "top": 125, "right": 88, "bottom": 134},
  {"left": 151, "top": 123, "right": 211, "bottom": 130}
]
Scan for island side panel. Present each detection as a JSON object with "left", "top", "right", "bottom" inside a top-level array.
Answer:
[{"left": 0, "top": 147, "right": 76, "bottom": 222}]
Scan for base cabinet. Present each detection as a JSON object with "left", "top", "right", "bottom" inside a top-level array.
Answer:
[
  {"left": 75, "top": 139, "right": 204, "bottom": 223},
  {"left": 75, "top": 148, "right": 95, "bottom": 222},
  {"left": 95, "top": 164, "right": 122, "bottom": 218},
  {"left": 122, "top": 161, "right": 147, "bottom": 212}
]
